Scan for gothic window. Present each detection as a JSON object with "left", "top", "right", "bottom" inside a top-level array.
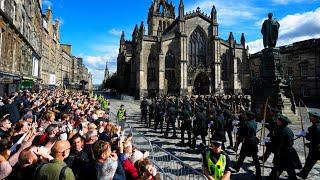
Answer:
[
  {"left": 189, "top": 27, "right": 206, "bottom": 66},
  {"left": 300, "top": 86, "right": 310, "bottom": 97},
  {"left": 148, "top": 56, "right": 156, "bottom": 81},
  {"left": 159, "top": 4, "right": 164, "bottom": 14},
  {"left": 287, "top": 67, "right": 293, "bottom": 76},
  {"left": 165, "top": 51, "right": 175, "bottom": 81}
]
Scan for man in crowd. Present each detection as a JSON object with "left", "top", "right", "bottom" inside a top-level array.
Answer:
[{"left": 35, "top": 140, "right": 75, "bottom": 180}]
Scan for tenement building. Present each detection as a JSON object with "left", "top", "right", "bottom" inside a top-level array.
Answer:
[
  {"left": 250, "top": 38, "right": 320, "bottom": 100},
  {"left": 0, "top": 0, "right": 42, "bottom": 96},
  {"left": 117, "top": 0, "right": 250, "bottom": 98}
]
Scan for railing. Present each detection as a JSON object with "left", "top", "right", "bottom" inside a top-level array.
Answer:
[
  {"left": 108, "top": 111, "right": 207, "bottom": 180},
  {"left": 151, "top": 144, "right": 208, "bottom": 180}
]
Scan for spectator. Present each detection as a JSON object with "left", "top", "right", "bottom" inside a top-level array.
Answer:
[
  {"left": 83, "top": 129, "right": 99, "bottom": 161},
  {"left": 34, "top": 140, "right": 74, "bottom": 180},
  {"left": 0, "top": 114, "right": 12, "bottom": 139}
]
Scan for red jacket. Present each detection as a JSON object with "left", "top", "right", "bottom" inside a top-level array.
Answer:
[{"left": 122, "top": 159, "right": 139, "bottom": 180}]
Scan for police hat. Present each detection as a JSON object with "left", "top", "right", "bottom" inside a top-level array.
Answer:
[
  {"left": 277, "top": 114, "right": 292, "bottom": 124},
  {"left": 308, "top": 110, "right": 320, "bottom": 122},
  {"left": 210, "top": 137, "right": 223, "bottom": 146},
  {"left": 120, "top": 104, "right": 124, "bottom": 107}
]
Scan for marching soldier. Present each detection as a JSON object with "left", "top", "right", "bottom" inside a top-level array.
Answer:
[
  {"left": 148, "top": 99, "right": 156, "bottom": 128},
  {"left": 222, "top": 102, "right": 234, "bottom": 149},
  {"left": 259, "top": 107, "right": 280, "bottom": 162},
  {"left": 269, "top": 114, "right": 301, "bottom": 180},
  {"left": 140, "top": 97, "right": 149, "bottom": 124},
  {"left": 154, "top": 98, "right": 165, "bottom": 133},
  {"left": 165, "top": 98, "right": 177, "bottom": 138},
  {"left": 180, "top": 97, "right": 192, "bottom": 146},
  {"left": 202, "top": 137, "right": 231, "bottom": 180},
  {"left": 211, "top": 108, "right": 226, "bottom": 150},
  {"left": 117, "top": 104, "right": 127, "bottom": 130},
  {"left": 297, "top": 111, "right": 320, "bottom": 179},
  {"left": 233, "top": 111, "right": 261, "bottom": 179},
  {"left": 192, "top": 104, "right": 208, "bottom": 149}
]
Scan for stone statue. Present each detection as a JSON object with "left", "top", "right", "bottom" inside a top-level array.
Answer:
[{"left": 261, "top": 13, "right": 280, "bottom": 48}]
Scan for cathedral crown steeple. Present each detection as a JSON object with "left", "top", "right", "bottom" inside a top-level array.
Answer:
[
  {"left": 179, "top": 0, "right": 184, "bottom": 20},
  {"left": 241, "top": 33, "right": 246, "bottom": 46}
]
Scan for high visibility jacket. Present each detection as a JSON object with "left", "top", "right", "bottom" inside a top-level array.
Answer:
[
  {"left": 206, "top": 150, "right": 226, "bottom": 180},
  {"left": 117, "top": 109, "right": 126, "bottom": 120}
]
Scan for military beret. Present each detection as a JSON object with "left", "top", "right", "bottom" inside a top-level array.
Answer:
[
  {"left": 308, "top": 111, "right": 320, "bottom": 121},
  {"left": 245, "top": 111, "right": 255, "bottom": 117},
  {"left": 277, "top": 114, "right": 292, "bottom": 124},
  {"left": 210, "top": 137, "right": 223, "bottom": 146}
]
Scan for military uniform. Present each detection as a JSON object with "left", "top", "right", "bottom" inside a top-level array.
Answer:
[
  {"left": 298, "top": 111, "right": 320, "bottom": 179},
  {"left": 212, "top": 108, "right": 226, "bottom": 149},
  {"left": 222, "top": 103, "right": 234, "bottom": 149},
  {"left": 260, "top": 107, "right": 279, "bottom": 162},
  {"left": 269, "top": 114, "right": 301, "bottom": 180},
  {"left": 165, "top": 100, "right": 177, "bottom": 138},
  {"left": 192, "top": 106, "right": 208, "bottom": 148},
  {"left": 148, "top": 100, "right": 156, "bottom": 128},
  {"left": 234, "top": 111, "right": 261, "bottom": 178},
  {"left": 140, "top": 98, "right": 149, "bottom": 124},
  {"left": 154, "top": 99, "right": 165, "bottom": 133},
  {"left": 180, "top": 100, "right": 192, "bottom": 146}
]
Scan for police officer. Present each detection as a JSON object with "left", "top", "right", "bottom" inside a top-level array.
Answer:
[
  {"left": 165, "top": 98, "right": 177, "bottom": 138},
  {"left": 192, "top": 105, "right": 208, "bottom": 149},
  {"left": 117, "top": 104, "right": 127, "bottom": 130},
  {"left": 297, "top": 110, "right": 320, "bottom": 179},
  {"left": 140, "top": 97, "right": 149, "bottom": 124},
  {"left": 180, "top": 97, "right": 193, "bottom": 146},
  {"left": 154, "top": 98, "right": 165, "bottom": 133},
  {"left": 202, "top": 137, "right": 231, "bottom": 180},
  {"left": 269, "top": 114, "right": 301, "bottom": 180},
  {"left": 234, "top": 111, "right": 261, "bottom": 179}
]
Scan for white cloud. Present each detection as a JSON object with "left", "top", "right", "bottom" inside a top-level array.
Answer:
[
  {"left": 185, "top": 0, "right": 262, "bottom": 26},
  {"left": 272, "top": 0, "right": 309, "bottom": 5},
  {"left": 82, "top": 45, "right": 119, "bottom": 84},
  {"left": 248, "top": 8, "right": 320, "bottom": 53},
  {"left": 43, "top": 0, "right": 52, "bottom": 8},
  {"left": 108, "top": 28, "right": 123, "bottom": 36}
]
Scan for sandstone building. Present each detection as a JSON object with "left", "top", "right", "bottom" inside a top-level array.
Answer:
[
  {"left": 117, "top": 0, "right": 250, "bottom": 98},
  {"left": 0, "top": 2, "right": 92, "bottom": 96},
  {"left": 250, "top": 38, "right": 320, "bottom": 100}
]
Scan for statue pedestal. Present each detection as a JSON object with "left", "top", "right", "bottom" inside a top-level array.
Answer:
[{"left": 252, "top": 48, "right": 297, "bottom": 121}]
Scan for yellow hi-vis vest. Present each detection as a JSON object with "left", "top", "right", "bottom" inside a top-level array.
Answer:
[
  {"left": 206, "top": 150, "right": 226, "bottom": 180},
  {"left": 117, "top": 109, "right": 126, "bottom": 120}
]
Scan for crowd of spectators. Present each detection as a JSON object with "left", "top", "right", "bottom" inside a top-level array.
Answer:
[{"left": 0, "top": 89, "right": 159, "bottom": 180}]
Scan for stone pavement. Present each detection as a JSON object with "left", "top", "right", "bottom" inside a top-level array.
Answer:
[{"left": 109, "top": 99, "right": 320, "bottom": 180}]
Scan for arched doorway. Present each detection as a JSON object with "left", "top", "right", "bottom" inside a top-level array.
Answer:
[
  {"left": 194, "top": 72, "right": 209, "bottom": 95},
  {"left": 165, "top": 51, "right": 176, "bottom": 95}
]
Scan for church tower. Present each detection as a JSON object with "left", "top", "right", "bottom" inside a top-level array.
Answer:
[{"left": 147, "top": 0, "right": 175, "bottom": 36}]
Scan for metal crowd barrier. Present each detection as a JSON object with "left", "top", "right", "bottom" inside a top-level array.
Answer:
[
  {"left": 151, "top": 144, "right": 208, "bottom": 180},
  {"left": 108, "top": 111, "right": 207, "bottom": 180}
]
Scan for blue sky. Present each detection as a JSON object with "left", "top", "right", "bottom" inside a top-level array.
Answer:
[{"left": 43, "top": 0, "right": 320, "bottom": 84}]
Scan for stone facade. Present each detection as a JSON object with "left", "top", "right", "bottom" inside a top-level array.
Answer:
[
  {"left": 0, "top": 2, "right": 92, "bottom": 96},
  {"left": 117, "top": 0, "right": 250, "bottom": 98},
  {"left": 250, "top": 38, "right": 320, "bottom": 100},
  {"left": 0, "top": 0, "right": 42, "bottom": 96}
]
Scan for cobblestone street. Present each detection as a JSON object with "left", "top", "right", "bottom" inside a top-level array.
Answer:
[{"left": 109, "top": 99, "right": 320, "bottom": 180}]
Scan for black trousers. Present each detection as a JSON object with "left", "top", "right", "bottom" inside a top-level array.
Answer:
[
  {"left": 299, "top": 149, "right": 320, "bottom": 178},
  {"left": 154, "top": 116, "right": 163, "bottom": 133},
  {"left": 226, "top": 130, "right": 233, "bottom": 147},
  {"left": 181, "top": 121, "right": 192, "bottom": 143},
  {"left": 141, "top": 112, "right": 147, "bottom": 123},
  {"left": 148, "top": 113, "right": 154, "bottom": 127},
  {"left": 269, "top": 165, "right": 297, "bottom": 180},
  {"left": 236, "top": 142, "right": 261, "bottom": 177},
  {"left": 192, "top": 129, "right": 206, "bottom": 148},
  {"left": 165, "top": 118, "right": 176, "bottom": 136}
]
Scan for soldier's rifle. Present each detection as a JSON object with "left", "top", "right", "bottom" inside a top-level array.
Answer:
[
  {"left": 298, "top": 98, "right": 308, "bottom": 160},
  {"left": 262, "top": 97, "right": 269, "bottom": 177}
]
